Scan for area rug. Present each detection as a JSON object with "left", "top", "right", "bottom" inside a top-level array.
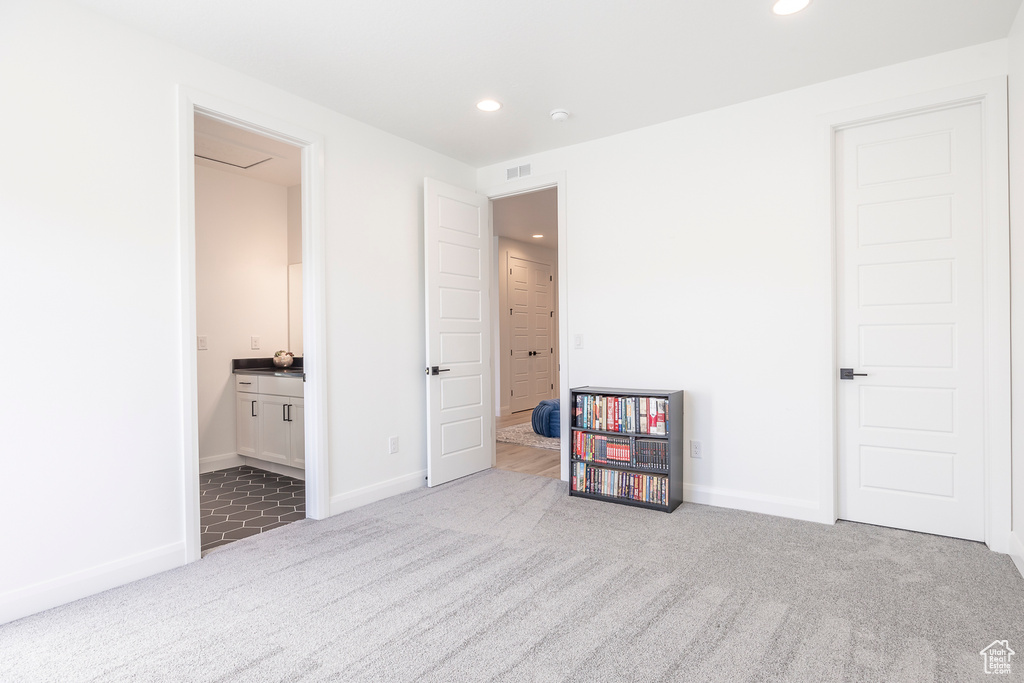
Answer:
[{"left": 495, "top": 421, "right": 560, "bottom": 450}]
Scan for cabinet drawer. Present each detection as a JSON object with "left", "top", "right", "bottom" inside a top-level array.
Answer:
[
  {"left": 235, "top": 374, "right": 259, "bottom": 393},
  {"left": 258, "top": 375, "right": 304, "bottom": 398}
]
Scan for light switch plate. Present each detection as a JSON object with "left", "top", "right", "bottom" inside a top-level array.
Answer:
[
  {"left": 197, "top": 335, "right": 208, "bottom": 351},
  {"left": 574, "top": 334, "right": 584, "bottom": 349}
]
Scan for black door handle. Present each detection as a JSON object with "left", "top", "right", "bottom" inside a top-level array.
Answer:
[
  {"left": 283, "top": 404, "right": 288, "bottom": 421},
  {"left": 251, "top": 400, "right": 257, "bottom": 417},
  {"left": 840, "top": 368, "right": 868, "bottom": 380},
  {"left": 286, "top": 404, "right": 292, "bottom": 422},
  {"left": 428, "top": 366, "right": 451, "bottom": 376}
]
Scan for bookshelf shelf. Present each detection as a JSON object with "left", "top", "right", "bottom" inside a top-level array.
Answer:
[
  {"left": 568, "top": 490, "right": 669, "bottom": 513},
  {"left": 570, "top": 458, "right": 668, "bottom": 475},
  {"left": 569, "top": 386, "right": 683, "bottom": 513},
  {"left": 571, "top": 427, "right": 670, "bottom": 440}
]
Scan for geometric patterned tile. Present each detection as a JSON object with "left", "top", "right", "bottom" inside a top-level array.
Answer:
[{"left": 199, "top": 466, "right": 305, "bottom": 553}]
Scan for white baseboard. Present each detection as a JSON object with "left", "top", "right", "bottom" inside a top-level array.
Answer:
[
  {"left": 329, "top": 469, "right": 426, "bottom": 516},
  {"left": 0, "top": 541, "right": 184, "bottom": 626},
  {"left": 199, "top": 452, "right": 244, "bottom": 473},
  {"left": 240, "top": 457, "right": 305, "bottom": 481},
  {"left": 683, "top": 483, "right": 824, "bottom": 524},
  {"left": 1007, "top": 531, "right": 1024, "bottom": 580}
]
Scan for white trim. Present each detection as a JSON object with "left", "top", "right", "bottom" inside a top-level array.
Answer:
[
  {"left": 330, "top": 470, "right": 426, "bottom": 515},
  {"left": 483, "top": 172, "right": 570, "bottom": 481},
  {"left": 199, "top": 452, "right": 244, "bottom": 474},
  {"left": 0, "top": 542, "right": 184, "bottom": 626},
  {"left": 820, "top": 77, "right": 1012, "bottom": 550},
  {"left": 239, "top": 457, "right": 306, "bottom": 481},
  {"left": 176, "top": 87, "right": 332, "bottom": 568},
  {"left": 1008, "top": 532, "right": 1024, "bottom": 580},
  {"left": 683, "top": 484, "right": 822, "bottom": 523}
]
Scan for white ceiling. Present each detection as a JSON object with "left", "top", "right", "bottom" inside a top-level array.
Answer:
[
  {"left": 194, "top": 114, "right": 302, "bottom": 186},
  {"left": 493, "top": 188, "right": 558, "bottom": 250},
  {"left": 79, "top": 0, "right": 1021, "bottom": 167}
]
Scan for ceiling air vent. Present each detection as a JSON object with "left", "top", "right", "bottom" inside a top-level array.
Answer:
[{"left": 506, "top": 164, "right": 532, "bottom": 181}]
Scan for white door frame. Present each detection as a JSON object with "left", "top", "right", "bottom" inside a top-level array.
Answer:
[
  {"left": 483, "top": 172, "right": 570, "bottom": 481},
  {"left": 820, "top": 78, "right": 1010, "bottom": 552},
  {"left": 176, "top": 86, "right": 331, "bottom": 563}
]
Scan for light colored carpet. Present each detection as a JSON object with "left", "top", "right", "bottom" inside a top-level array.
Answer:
[
  {"left": 495, "top": 421, "right": 560, "bottom": 451},
  {"left": 1, "top": 469, "right": 1022, "bottom": 682}
]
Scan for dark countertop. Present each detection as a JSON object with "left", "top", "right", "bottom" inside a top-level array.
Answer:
[{"left": 232, "top": 357, "right": 304, "bottom": 379}]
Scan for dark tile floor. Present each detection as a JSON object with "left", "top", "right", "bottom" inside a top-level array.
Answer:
[{"left": 200, "top": 466, "right": 305, "bottom": 553}]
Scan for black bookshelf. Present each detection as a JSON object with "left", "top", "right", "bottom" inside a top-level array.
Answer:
[{"left": 569, "top": 386, "right": 683, "bottom": 513}]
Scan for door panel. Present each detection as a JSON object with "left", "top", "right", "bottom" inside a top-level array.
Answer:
[
  {"left": 235, "top": 394, "right": 258, "bottom": 458},
  {"left": 508, "top": 256, "right": 553, "bottom": 412},
  {"left": 424, "top": 178, "right": 493, "bottom": 486},
  {"left": 257, "top": 394, "right": 290, "bottom": 465},
  {"left": 836, "top": 103, "right": 984, "bottom": 541},
  {"left": 289, "top": 399, "right": 304, "bottom": 468}
]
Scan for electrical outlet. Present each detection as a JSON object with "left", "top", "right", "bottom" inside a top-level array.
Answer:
[
  {"left": 250, "top": 335, "right": 261, "bottom": 350},
  {"left": 574, "top": 334, "right": 584, "bottom": 349},
  {"left": 690, "top": 440, "right": 703, "bottom": 459},
  {"left": 388, "top": 436, "right": 399, "bottom": 454},
  {"left": 197, "top": 335, "right": 208, "bottom": 351}
]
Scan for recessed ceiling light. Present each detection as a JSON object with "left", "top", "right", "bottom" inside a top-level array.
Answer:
[
  {"left": 476, "top": 99, "right": 502, "bottom": 112},
  {"left": 532, "top": 234, "right": 544, "bottom": 239},
  {"left": 772, "top": 0, "right": 810, "bottom": 15}
]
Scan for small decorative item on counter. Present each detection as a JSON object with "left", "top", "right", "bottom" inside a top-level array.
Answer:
[{"left": 273, "top": 350, "right": 294, "bottom": 368}]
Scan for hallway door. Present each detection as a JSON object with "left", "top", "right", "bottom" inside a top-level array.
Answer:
[{"left": 509, "top": 256, "right": 553, "bottom": 413}]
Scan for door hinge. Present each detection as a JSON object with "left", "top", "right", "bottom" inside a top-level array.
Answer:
[
  {"left": 511, "top": 389, "right": 513, "bottom": 396},
  {"left": 550, "top": 347, "right": 552, "bottom": 353},
  {"left": 550, "top": 275, "right": 552, "bottom": 281},
  {"left": 510, "top": 268, "right": 513, "bottom": 274},
  {"left": 549, "top": 311, "right": 553, "bottom": 317},
  {"left": 551, "top": 383, "right": 553, "bottom": 389},
  {"left": 510, "top": 308, "right": 513, "bottom": 315}
]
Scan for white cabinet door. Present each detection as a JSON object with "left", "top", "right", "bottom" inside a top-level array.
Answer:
[
  {"left": 258, "top": 394, "right": 291, "bottom": 464},
  {"left": 235, "top": 393, "right": 259, "bottom": 458},
  {"left": 288, "top": 398, "right": 305, "bottom": 468}
]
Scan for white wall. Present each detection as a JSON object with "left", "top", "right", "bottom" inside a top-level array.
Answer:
[
  {"left": 1006, "top": 6, "right": 1024, "bottom": 573},
  {"left": 287, "top": 184, "right": 302, "bottom": 266},
  {"left": 0, "top": 0, "right": 475, "bottom": 623},
  {"left": 495, "top": 237, "right": 559, "bottom": 416},
  {"left": 195, "top": 164, "right": 289, "bottom": 470},
  {"left": 478, "top": 40, "right": 1010, "bottom": 523}
]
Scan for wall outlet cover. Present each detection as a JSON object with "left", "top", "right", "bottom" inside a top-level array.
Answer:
[
  {"left": 250, "top": 335, "right": 261, "bottom": 350},
  {"left": 388, "top": 436, "right": 399, "bottom": 454},
  {"left": 690, "top": 440, "right": 703, "bottom": 458}
]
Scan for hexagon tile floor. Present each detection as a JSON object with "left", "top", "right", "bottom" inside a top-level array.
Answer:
[{"left": 200, "top": 466, "right": 305, "bottom": 553}]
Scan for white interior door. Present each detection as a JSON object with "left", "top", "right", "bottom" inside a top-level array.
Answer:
[
  {"left": 836, "top": 102, "right": 985, "bottom": 541},
  {"left": 424, "top": 178, "right": 493, "bottom": 487},
  {"left": 508, "top": 256, "right": 553, "bottom": 412}
]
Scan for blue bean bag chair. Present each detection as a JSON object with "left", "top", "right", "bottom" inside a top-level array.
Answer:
[{"left": 531, "top": 399, "right": 561, "bottom": 438}]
